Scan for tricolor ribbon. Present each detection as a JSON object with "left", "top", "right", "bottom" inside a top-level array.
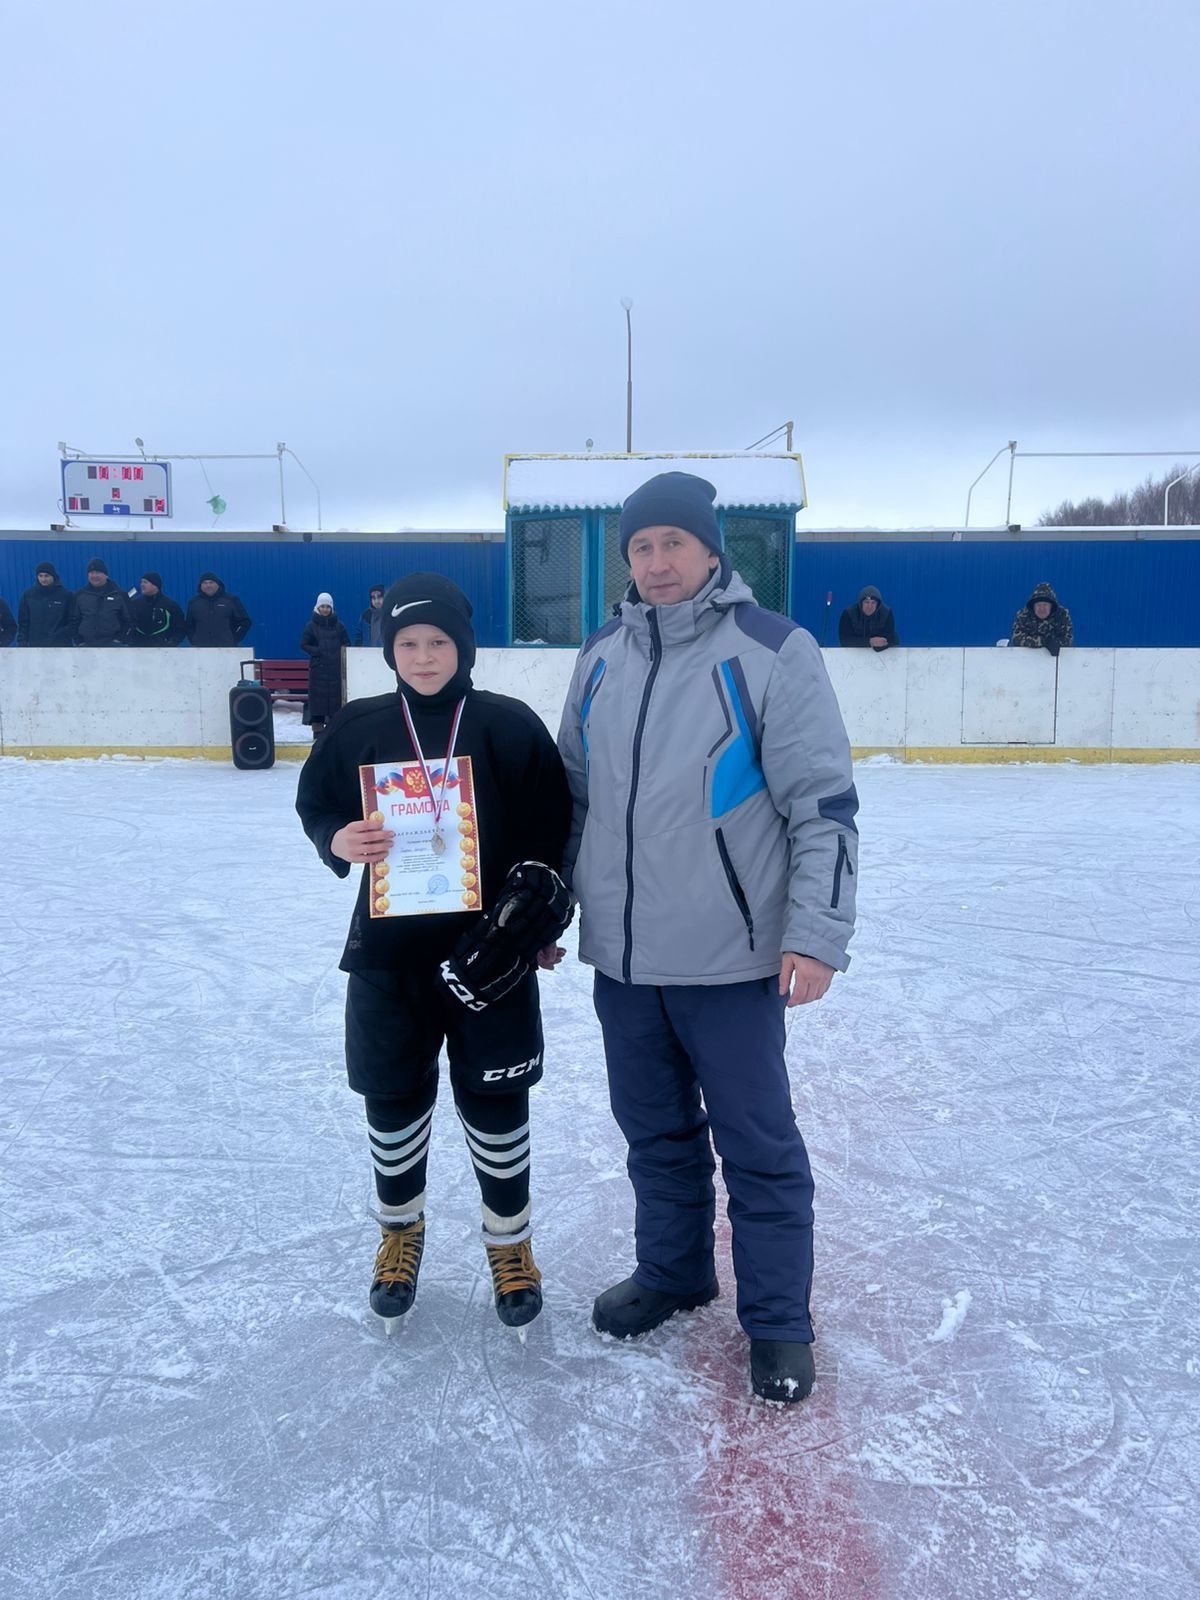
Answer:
[{"left": 399, "top": 695, "right": 466, "bottom": 831}]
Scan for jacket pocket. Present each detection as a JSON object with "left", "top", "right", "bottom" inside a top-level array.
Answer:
[
  {"left": 715, "top": 828, "right": 755, "bottom": 951},
  {"left": 831, "top": 832, "right": 855, "bottom": 909}
]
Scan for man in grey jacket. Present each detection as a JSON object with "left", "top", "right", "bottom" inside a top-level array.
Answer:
[{"left": 557, "top": 471, "right": 858, "bottom": 1403}]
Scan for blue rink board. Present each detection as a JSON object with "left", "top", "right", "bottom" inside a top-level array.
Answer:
[{"left": 1, "top": 534, "right": 1196, "bottom": 653}]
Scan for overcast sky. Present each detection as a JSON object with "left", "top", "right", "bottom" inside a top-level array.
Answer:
[{"left": 3, "top": 0, "right": 1197, "bottom": 532}]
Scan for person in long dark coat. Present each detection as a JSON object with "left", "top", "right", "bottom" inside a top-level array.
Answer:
[
  {"left": 0, "top": 596, "right": 16, "bottom": 646},
  {"left": 300, "top": 592, "right": 350, "bottom": 734}
]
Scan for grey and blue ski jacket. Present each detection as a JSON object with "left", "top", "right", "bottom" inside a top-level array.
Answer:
[{"left": 557, "top": 568, "right": 858, "bottom": 987}]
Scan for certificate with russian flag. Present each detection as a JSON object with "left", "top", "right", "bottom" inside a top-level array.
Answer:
[{"left": 358, "top": 757, "right": 481, "bottom": 918}]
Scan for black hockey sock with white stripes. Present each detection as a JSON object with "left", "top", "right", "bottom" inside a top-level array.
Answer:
[
  {"left": 453, "top": 1083, "right": 532, "bottom": 1239},
  {"left": 363, "top": 1086, "right": 437, "bottom": 1227}
]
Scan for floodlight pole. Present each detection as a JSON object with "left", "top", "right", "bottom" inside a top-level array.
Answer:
[
  {"left": 621, "top": 298, "right": 633, "bottom": 453},
  {"left": 276, "top": 444, "right": 287, "bottom": 528},
  {"left": 964, "top": 441, "right": 1016, "bottom": 528},
  {"left": 1163, "top": 462, "right": 1200, "bottom": 525},
  {"left": 283, "top": 446, "right": 323, "bottom": 532},
  {"left": 744, "top": 421, "right": 797, "bottom": 452}
]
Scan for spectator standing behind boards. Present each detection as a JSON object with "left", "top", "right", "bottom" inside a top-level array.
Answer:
[
  {"left": 355, "top": 584, "right": 385, "bottom": 647},
  {"left": 185, "top": 572, "right": 252, "bottom": 647},
  {"left": 18, "top": 563, "right": 74, "bottom": 646},
  {"left": 838, "top": 585, "right": 899, "bottom": 651},
  {"left": 0, "top": 595, "right": 15, "bottom": 646},
  {"left": 300, "top": 592, "right": 351, "bottom": 736},
  {"left": 128, "top": 572, "right": 185, "bottom": 647},
  {"left": 1010, "top": 582, "right": 1074, "bottom": 656},
  {"left": 73, "top": 558, "right": 131, "bottom": 646}
]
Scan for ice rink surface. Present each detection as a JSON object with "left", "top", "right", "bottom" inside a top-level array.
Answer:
[{"left": 2, "top": 756, "right": 1197, "bottom": 1600}]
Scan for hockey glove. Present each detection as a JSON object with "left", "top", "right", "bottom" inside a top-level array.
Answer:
[
  {"left": 438, "top": 864, "right": 573, "bottom": 1012},
  {"left": 492, "top": 862, "right": 575, "bottom": 957},
  {"left": 440, "top": 931, "right": 530, "bottom": 1012}
]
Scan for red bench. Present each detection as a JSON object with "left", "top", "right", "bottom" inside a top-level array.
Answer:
[{"left": 243, "top": 659, "right": 309, "bottom": 705}]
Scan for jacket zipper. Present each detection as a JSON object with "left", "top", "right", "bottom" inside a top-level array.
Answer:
[
  {"left": 831, "top": 832, "right": 854, "bottom": 909},
  {"left": 622, "top": 610, "right": 663, "bottom": 983},
  {"left": 715, "top": 827, "right": 755, "bottom": 951}
]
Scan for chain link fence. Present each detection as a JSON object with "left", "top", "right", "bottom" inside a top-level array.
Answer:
[
  {"left": 602, "top": 513, "right": 631, "bottom": 620},
  {"left": 510, "top": 516, "right": 583, "bottom": 644},
  {"left": 723, "top": 515, "right": 790, "bottom": 615}
]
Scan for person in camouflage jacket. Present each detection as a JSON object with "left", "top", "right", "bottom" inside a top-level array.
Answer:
[{"left": 1010, "top": 582, "right": 1074, "bottom": 656}]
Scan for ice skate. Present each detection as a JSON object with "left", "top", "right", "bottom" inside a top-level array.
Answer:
[
  {"left": 591, "top": 1275, "right": 718, "bottom": 1339},
  {"left": 484, "top": 1234, "right": 543, "bottom": 1328},
  {"left": 750, "top": 1338, "right": 815, "bottom": 1403},
  {"left": 369, "top": 1217, "right": 426, "bottom": 1331}
]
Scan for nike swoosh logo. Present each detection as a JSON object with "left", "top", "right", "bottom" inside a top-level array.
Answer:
[{"left": 391, "top": 601, "right": 429, "bottom": 618}]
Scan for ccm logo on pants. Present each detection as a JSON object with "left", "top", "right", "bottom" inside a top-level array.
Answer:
[{"left": 483, "top": 1053, "right": 542, "bottom": 1083}]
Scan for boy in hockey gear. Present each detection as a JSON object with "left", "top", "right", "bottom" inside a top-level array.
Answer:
[
  {"left": 296, "top": 573, "right": 572, "bottom": 1331},
  {"left": 559, "top": 473, "right": 859, "bottom": 1404}
]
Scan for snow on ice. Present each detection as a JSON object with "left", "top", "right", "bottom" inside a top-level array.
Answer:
[{"left": 1, "top": 757, "right": 1197, "bottom": 1600}]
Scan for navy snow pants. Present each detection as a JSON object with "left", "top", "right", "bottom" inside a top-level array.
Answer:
[{"left": 593, "top": 972, "right": 815, "bottom": 1342}]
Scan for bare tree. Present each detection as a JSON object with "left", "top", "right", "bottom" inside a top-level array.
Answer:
[{"left": 1039, "top": 464, "right": 1200, "bottom": 526}]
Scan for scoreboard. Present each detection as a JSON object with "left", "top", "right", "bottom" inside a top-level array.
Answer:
[{"left": 62, "top": 458, "right": 173, "bottom": 517}]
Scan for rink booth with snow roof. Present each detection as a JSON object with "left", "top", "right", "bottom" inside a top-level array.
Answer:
[{"left": 502, "top": 452, "right": 807, "bottom": 644}]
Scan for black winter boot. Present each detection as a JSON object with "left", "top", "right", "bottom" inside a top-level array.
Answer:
[
  {"left": 750, "top": 1339, "right": 815, "bottom": 1403},
  {"left": 592, "top": 1275, "right": 719, "bottom": 1338}
]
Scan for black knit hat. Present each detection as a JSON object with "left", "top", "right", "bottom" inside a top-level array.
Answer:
[
  {"left": 381, "top": 572, "right": 476, "bottom": 672},
  {"left": 141, "top": 571, "right": 163, "bottom": 590},
  {"left": 618, "top": 472, "right": 722, "bottom": 561},
  {"left": 86, "top": 557, "right": 108, "bottom": 575},
  {"left": 36, "top": 561, "right": 58, "bottom": 579}
]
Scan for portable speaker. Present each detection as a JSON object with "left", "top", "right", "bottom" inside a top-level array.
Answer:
[{"left": 229, "top": 682, "right": 275, "bottom": 770}]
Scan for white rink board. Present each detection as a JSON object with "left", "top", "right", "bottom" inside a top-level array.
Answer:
[
  {"left": 3, "top": 645, "right": 1199, "bottom": 754},
  {"left": 350, "top": 645, "right": 1200, "bottom": 753},
  {"left": 0, "top": 648, "right": 247, "bottom": 751},
  {"left": 961, "top": 647, "right": 1057, "bottom": 744}
]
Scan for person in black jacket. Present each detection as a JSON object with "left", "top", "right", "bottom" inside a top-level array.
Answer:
[
  {"left": 296, "top": 572, "right": 572, "bottom": 1334},
  {"left": 18, "top": 563, "right": 74, "bottom": 646},
  {"left": 0, "top": 596, "right": 15, "bottom": 647},
  {"left": 184, "top": 572, "right": 252, "bottom": 647},
  {"left": 354, "top": 585, "right": 385, "bottom": 647},
  {"left": 73, "top": 558, "right": 131, "bottom": 646},
  {"left": 838, "top": 585, "right": 899, "bottom": 650},
  {"left": 128, "top": 572, "right": 186, "bottom": 647},
  {"left": 299, "top": 592, "right": 350, "bottom": 734}
]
